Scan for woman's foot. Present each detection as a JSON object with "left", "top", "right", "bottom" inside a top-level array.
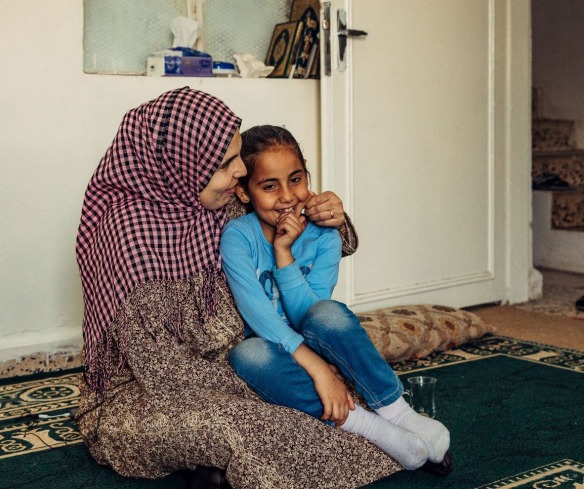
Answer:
[{"left": 182, "top": 466, "right": 232, "bottom": 489}]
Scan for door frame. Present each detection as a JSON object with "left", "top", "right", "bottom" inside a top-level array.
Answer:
[{"left": 320, "top": 0, "right": 532, "bottom": 310}]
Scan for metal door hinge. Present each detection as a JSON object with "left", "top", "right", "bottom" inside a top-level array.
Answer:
[{"left": 323, "top": 2, "right": 332, "bottom": 76}]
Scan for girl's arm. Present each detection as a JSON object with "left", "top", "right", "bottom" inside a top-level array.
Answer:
[
  {"left": 220, "top": 223, "right": 303, "bottom": 353},
  {"left": 292, "top": 343, "right": 355, "bottom": 425},
  {"left": 274, "top": 228, "right": 342, "bottom": 328},
  {"left": 222, "top": 221, "right": 353, "bottom": 425},
  {"left": 221, "top": 221, "right": 355, "bottom": 425}
]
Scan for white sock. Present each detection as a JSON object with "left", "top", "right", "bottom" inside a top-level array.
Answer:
[
  {"left": 376, "top": 397, "right": 450, "bottom": 463},
  {"left": 341, "top": 405, "right": 428, "bottom": 470}
]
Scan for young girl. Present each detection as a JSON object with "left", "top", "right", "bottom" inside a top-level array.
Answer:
[{"left": 220, "top": 125, "right": 452, "bottom": 473}]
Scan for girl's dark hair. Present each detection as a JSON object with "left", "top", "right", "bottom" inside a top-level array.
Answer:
[{"left": 239, "top": 125, "right": 309, "bottom": 190}]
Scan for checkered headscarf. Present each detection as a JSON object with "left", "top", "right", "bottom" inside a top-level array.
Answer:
[{"left": 76, "top": 88, "right": 241, "bottom": 392}]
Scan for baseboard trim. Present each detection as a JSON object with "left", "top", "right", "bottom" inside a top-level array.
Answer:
[{"left": 0, "top": 336, "right": 82, "bottom": 361}]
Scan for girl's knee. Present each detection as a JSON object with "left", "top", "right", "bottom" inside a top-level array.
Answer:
[
  {"left": 304, "top": 300, "right": 359, "bottom": 334},
  {"left": 228, "top": 338, "right": 276, "bottom": 373}
]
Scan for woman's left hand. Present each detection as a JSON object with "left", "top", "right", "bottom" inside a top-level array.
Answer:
[{"left": 304, "top": 191, "right": 345, "bottom": 228}]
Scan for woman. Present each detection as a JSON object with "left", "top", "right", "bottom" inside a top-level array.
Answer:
[{"left": 75, "top": 87, "right": 401, "bottom": 489}]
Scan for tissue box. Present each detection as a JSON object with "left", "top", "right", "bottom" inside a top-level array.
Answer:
[{"left": 147, "top": 55, "right": 213, "bottom": 77}]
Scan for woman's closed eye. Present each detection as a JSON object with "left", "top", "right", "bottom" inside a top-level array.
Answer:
[
  {"left": 219, "top": 153, "right": 241, "bottom": 171},
  {"left": 218, "top": 160, "right": 234, "bottom": 171}
]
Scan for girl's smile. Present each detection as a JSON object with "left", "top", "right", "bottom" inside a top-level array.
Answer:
[
  {"left": 277, "top": 206, "right": 295, "bottom": 214},
  {"left": 236, "top": 147, "right": 310, "bottom": 242}
]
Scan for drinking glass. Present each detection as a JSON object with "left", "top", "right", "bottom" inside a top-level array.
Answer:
[{"left": 403, "top": 376, "right": 437, "bottom": 418}]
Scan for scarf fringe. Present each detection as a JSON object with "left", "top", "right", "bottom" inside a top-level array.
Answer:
[
  {"left": 84, "top": 270, "right": 224, "bottom": 395},
  {"left": 198, "top": 266, "right": 224, "bottom": 330}
]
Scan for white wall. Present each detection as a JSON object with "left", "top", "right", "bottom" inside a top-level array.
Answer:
[
  {"left": 0, "top": 0, "right": 532, "bottom": 361},
  {"left": 0, "top": 0, "right": 320, "bottom": 360},
  {"left": 532, "top": 0, "right": 584, "bottom": 146}
]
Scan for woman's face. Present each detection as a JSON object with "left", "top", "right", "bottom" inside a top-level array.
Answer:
[{"left": 199, "top": 129, "right": 246, "bottom": 210}]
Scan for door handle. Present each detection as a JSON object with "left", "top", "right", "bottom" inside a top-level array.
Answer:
[
  {"left": 323, "top": 4, "right": 368, "bottom": 75},
  {"left": 338, "top": 29, "right": 368, "bottom": 38},
  {"left": 337, "top": 9, "right": 367, "bottom": 71}
]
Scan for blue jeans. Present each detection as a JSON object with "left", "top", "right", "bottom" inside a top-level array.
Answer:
[{"left": 228, "top": 300, "right": 403, "bottom": 420}]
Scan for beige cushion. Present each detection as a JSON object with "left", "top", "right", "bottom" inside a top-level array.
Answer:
[{"left": 358, "top": 304, "right": 496, "bottom": 362}]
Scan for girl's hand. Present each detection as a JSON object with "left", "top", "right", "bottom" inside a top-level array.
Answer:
[
  {"left": 304, "top": 191, "right": 346, "bottom": 228},
  {"left": 327, "top": 363, "right": 356, "bottom": 415},
  {"left": 313, "top": 367, "right": 354, "bottom": 426},
  {"left": 274, "top": 210, "right": 305, "bottom": 248},
  {"left": 273, "top": 206, "right": 306, "bottom": 268},
  {"left": 292, "top": 344, "right": 355, "bottom": 426},
  {"left": 328, "top": 363, "right": 343, "bottom": 380}
]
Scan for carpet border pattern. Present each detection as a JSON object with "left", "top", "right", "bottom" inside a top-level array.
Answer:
[
  {"left": 475, "top": 459, "right": 584, "bottom": 489},
  {"left": 0, "top": 370, "right": 83, "bottom": 459},
  {"left": 393, "top": 334, "right": 584, "bottom": 375}
]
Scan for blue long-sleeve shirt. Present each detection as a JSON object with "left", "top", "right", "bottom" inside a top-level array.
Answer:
[{"left": 220, "top": 212, "right": 342, "bottom": 354}]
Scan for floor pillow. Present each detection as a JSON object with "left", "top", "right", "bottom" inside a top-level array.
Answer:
[{"left": 358, "top": 304, "right": 496, "bottom": 362}]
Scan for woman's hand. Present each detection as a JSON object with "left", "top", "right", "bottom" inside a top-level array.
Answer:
[{"left": 304, "top": 191, "right": 345, "bottom": 228}]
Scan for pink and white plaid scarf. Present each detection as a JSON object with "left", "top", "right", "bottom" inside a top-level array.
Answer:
[{"left": 76, "top": 88, "right": 241, "bottom": 392}]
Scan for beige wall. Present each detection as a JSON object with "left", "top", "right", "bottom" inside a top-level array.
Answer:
[{"left": 0, "top": 0, "right": 319, "bottom": 359}]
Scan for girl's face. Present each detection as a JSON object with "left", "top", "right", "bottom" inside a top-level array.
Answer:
[
  {"left": 199, "top": 129, "right": 246, "bottom": 210},
  {"left": 236, "top": 146, "right": 310, "bottom": 239}
]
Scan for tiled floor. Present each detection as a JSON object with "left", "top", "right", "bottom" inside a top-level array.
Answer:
[{"left": 514, "top": 267, "right": 584, "bottom": 319}]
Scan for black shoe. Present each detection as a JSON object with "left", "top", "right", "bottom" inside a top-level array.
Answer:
[
  {"left": 182, "top": 466, "right": 232, "bottom": 489},
  {"left": 532, "top": 173, "right": 570, "bottom": 190},
  {"left": 576, "top": 295, "right": 584, "bottom": 312},
  {"left": 421, "top": 450, "right": 454, "bottom": 477}
]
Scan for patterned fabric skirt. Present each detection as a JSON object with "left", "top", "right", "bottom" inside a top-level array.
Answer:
[{"left": 76, "top": 279, "right": 401, "bottom": 489}]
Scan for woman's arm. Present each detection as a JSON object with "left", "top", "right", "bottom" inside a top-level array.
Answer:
[
  {"left": 232, "top": 190, "right": 358, "bottom": 256},
  {"left": 339, "top": 212, "right": 359, "bottom": 257},
  {"left": 303, "top": 191, "right": 358, "bottom": 256}
]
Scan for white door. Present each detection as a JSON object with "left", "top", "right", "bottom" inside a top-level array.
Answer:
[{"left": 321, "top": 0, "right": 532, "bottom": 311}]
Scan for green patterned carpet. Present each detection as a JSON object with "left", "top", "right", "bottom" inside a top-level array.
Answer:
[
  {"left": 369, "top": 336, "right": 584, "bottom": 489},
  {"left": 1, "top": 336, "right": 583, "bottom": 489}
]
